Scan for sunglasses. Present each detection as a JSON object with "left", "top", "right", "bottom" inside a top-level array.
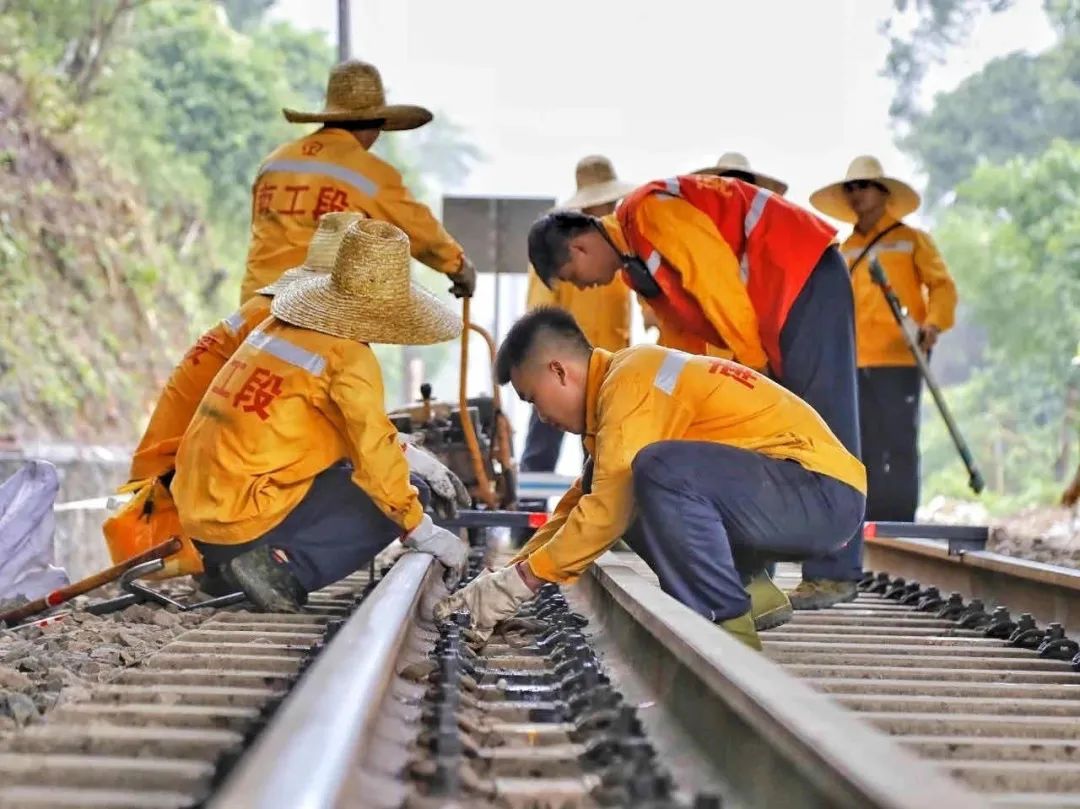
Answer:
[{"left": 843, "top": 180, "right": 888, "bottom": 193}]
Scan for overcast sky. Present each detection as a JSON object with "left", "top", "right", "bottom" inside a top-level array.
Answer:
[
  {"left": 273, "top": 0, "right": 1054, "bottom": 209},
  {"left": 270, "top": 0, "right": 1056, "bottom": 473}
]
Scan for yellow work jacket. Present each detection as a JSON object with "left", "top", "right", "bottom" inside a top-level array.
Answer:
[
  {"left": 602, "top": 204, "right": 772, "bottom": 371},
  {"left": 510, "top": 346, "right": 866, "bottom": 584},
  {"left": 842, "top": 216, "right": 957, "bottom": 368},
  {"left": 526, "top": 266, "right": 631, "bottom": 352},
  {"left": 240, "top": 128, "right": 464, "bottom": 303},
  {"left": 129, "top": 295, "right": 272, "bottom": 481},
  {"left": 172, "top": 317, "right": 422, "bottom": 544},
  {"left": 639, "top": 296, "right": 735, "bottom": 359}
]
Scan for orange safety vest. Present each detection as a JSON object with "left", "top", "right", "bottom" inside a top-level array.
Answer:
[{"left": 616, "top": 175, "right": 836, "bottom": 376}]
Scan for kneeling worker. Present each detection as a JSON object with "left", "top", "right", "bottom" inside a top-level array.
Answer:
[
  {"left": 437, "top": 308, "right": 866, "bottom": 648},
  {"left": 173, "top": 220, "right": 469, "bottom": 611}
]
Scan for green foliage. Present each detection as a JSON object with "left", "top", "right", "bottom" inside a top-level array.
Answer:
[
  {"left": 91, "top": 0, "right": 332, "bottom": 254},
  {"left": 217, "top": 0, "right": 276, "bottom": 32},
  {"left": 921, "top": 142, "right": 1080, "bottom": 499},
  {"left": 881, "top": 0, "right": 1015, "bottom": 126}
]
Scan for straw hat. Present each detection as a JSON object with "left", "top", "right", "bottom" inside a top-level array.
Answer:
[
  {"left": 810, "top": 155, "right": 921, "bottom": 224},
  {"left": 693, "top": 152, "right": 789, "bottom": 196},
  {"left": 256, "top": 212, "right": 366, "bottom": 296},
  {"left": 282, "top": 60, "right": 433, "bottom": 132},
  {"left": 561, "top": 155, "right": 637, "bottom": 210},
  {"left": 271, "top": 220, "right": 461, "bottom": 345}
]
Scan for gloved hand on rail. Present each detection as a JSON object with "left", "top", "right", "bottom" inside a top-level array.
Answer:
[
  {"left": 402, "top": 514, "right": 469, "bottom": 588},
  {"left": 399, "top": 434, "right": 472, "bottom": 519},
  {"left": 448, "top": 255, "right": 477, "bottom": 298},
  {"left": 433, "top": 564, "right": 537, "bottom": 641}
]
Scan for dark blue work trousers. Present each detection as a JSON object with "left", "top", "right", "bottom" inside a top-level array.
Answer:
[
  {"left": 196, "top": 465, "right": 430, "bottom": 593},
  {"left": 624, "top": 441, "right": 865, "bottom": 622},
  {"left": 776, "top": 245, "right": 864, "bottom": 581},
  {"left": 521, "top": 408, "right": 565, "bottom": 473}
]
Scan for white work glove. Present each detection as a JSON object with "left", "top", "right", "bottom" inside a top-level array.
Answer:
[
  {"left": 402, "top": 514, "right": 469, "bottom": 587},
  {"left": 433, "top": 565, "right": 536, "bottom": 641},
  {"left": 399, "top": 435, "right": 472, "bottom": 518}
]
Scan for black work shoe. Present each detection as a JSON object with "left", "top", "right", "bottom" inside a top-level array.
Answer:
[{"left": 226, "top": 546, "right": 307, "bottom": 613}]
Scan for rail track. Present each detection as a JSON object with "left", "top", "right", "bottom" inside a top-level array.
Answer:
[{"left": 3, "top": 527, "right": 1080, "bottom": 808}]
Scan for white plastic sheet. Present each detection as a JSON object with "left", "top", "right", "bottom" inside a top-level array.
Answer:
[{"left": 0, "top": 460, "right": 69, "bottom": 600}]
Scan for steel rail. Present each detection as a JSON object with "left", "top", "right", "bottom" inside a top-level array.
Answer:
[
  {"left": 580, "top": 554, "right": 984, "bottom": 809},
  {"left": 864, "top": 534, "right": 1080, "bottom": 633},
  {"left": 208, "top": 552, "right": 436, "bottom": 809}
]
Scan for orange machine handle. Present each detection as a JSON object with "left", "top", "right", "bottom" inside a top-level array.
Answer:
[{"left": 460, "top": 298, "right": 497, "bottom": 508}]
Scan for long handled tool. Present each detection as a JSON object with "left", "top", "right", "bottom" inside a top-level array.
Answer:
[
  {"left": 0, "top": 537, "right": 183, "bottom": 626},
  {"left": 869, "top": 257, "right": 985, "bottom": 494}
]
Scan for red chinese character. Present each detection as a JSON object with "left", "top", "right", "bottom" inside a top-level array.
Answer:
[
  {"left": 301, "top": 141, "right": 323, "bottom": 156},
  {"left": 184, "top": 333, "right": 221, "bottom": 367},
  {"left": 232, "top": 367, "right": 284, "bottom": 420},
  {"left": 211, "top": 359, "right": 248, "bottom": 398},
  {"left": 277, "top": 185, "right": 309, "bottom": 216},
  {"left": 254, "top": 182, "right": 277, "bottom": 216},
  {"left": 312, "top": 186, "right": 349, "bottom": 219},
  {"left": 708, "top": 360, "right": 757, "bottom": 390}
]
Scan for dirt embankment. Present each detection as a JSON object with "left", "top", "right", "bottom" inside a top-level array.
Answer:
[{"left": 0, "top": 75, "right": 219, "bottom": 445}]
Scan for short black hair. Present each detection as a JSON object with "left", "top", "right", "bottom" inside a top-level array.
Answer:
[
  {"left": 527, "top": 210, "right": 597, "bottom": 289},
  {"left": 495, "top": 306, "right": 593, "bottom": 385}
]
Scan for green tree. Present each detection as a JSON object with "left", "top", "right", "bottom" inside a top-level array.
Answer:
[
  {"left": 881, "top": 0, "right": 1015, "bottom": 126},
  {"left": 922, "top": 141, "right": 1080, "bottom": 502}
]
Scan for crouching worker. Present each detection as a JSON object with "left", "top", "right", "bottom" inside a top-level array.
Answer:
[
  {"left": 172, "top": 220, "right": 470, "bottom": 611},
  {"left": 436, "top": 308, "right": 866, "bottom": 649},
  {"left": 129, "top": 212, "right": 364, "bottom": 486},
  {"left": 107, "top": 212, "right": 365, "bottom": 580}
]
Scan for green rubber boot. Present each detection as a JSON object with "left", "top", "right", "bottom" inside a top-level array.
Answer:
[
  {"left": 747, "top": 570, "right": 793, "bottom": 631},
  {"left": 719, "top": 611, "right": 762, "bottom": 651},
  {"left": 788, "top": 578, "right": 858, "bottom": 611}
]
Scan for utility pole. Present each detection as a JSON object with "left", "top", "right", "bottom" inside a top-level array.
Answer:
[{"left": 337, "top": 0, "right": 351, "bottom": 61}]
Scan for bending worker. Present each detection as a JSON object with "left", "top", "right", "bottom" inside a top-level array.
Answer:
[
  {"left": 436, "top": 308, "right": 866, "bottom": 649},
  {"left": 240, "top": 59, "right": 476, "bottom": 304},
  {"left": 640, "top": 152, "right": 789, "bottom": 354},
  {"left": 811, "top": 156, "right": 957, "bottom": 521},
  {"left": 522, "top": 155, "right": 633, "bottom": 472},
  {"left": 527, "top": 173, "right": 863, "bottom": 609},
  {"left": 173, "top": 220, "right": 469, "bottom": 611}
]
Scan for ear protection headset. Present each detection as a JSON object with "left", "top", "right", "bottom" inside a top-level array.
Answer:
[{"left": 590, "top": 221, "right": 661, "bottom": 298}]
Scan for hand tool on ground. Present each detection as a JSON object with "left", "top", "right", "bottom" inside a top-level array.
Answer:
[
  {"left": 0, "top": 537, "right": 183, "bottom": 626},
  {"left": 12, "top": 558, "right": 246, "bottom": 631},
  {"left": 869, "top": 257, "right": 985, "bottom": 494}
]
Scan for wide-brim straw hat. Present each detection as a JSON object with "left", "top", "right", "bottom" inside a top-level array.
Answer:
[
  {"left": 282, "top": 60, "right": 432, "bottom": 132},
  {"left": 693, "top": 151, "right": 789, "bottom": 196},
  {"left": 271, "top": 220, "right": 461, "bottom": 345},
  {"left": 561, "top": 155, "right": 637, "bottom": 210},
  {"left": 810, "top": 155, "right": 921, "bottom": 223},
  {"left": 256, "top": 212, "right": 366, "bottom": 296}
]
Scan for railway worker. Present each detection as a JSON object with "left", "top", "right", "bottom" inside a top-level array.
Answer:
[
  {"left": 173, "top": 220, "right": 470, "bottom": 612},
  {"left": 239, "top": 59, "right": 476, "bottom": 305},
  {"left": 522, "top": 155, "right": 633, "bottom": 473},
  {"left": 639, "top": 152, "right": 789, "bottom": 356},
  {"left": 527, "top": 173, "right": 864, "bottom": 610},
  {"left": 435, "top": 307, "right": 867, "bottom": 649},
  {"left": 810, "top": 156, "right": 957, "bottom": 522},
  {"left": 129, "top": 212, "right": 363, "bottom": 486}
]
